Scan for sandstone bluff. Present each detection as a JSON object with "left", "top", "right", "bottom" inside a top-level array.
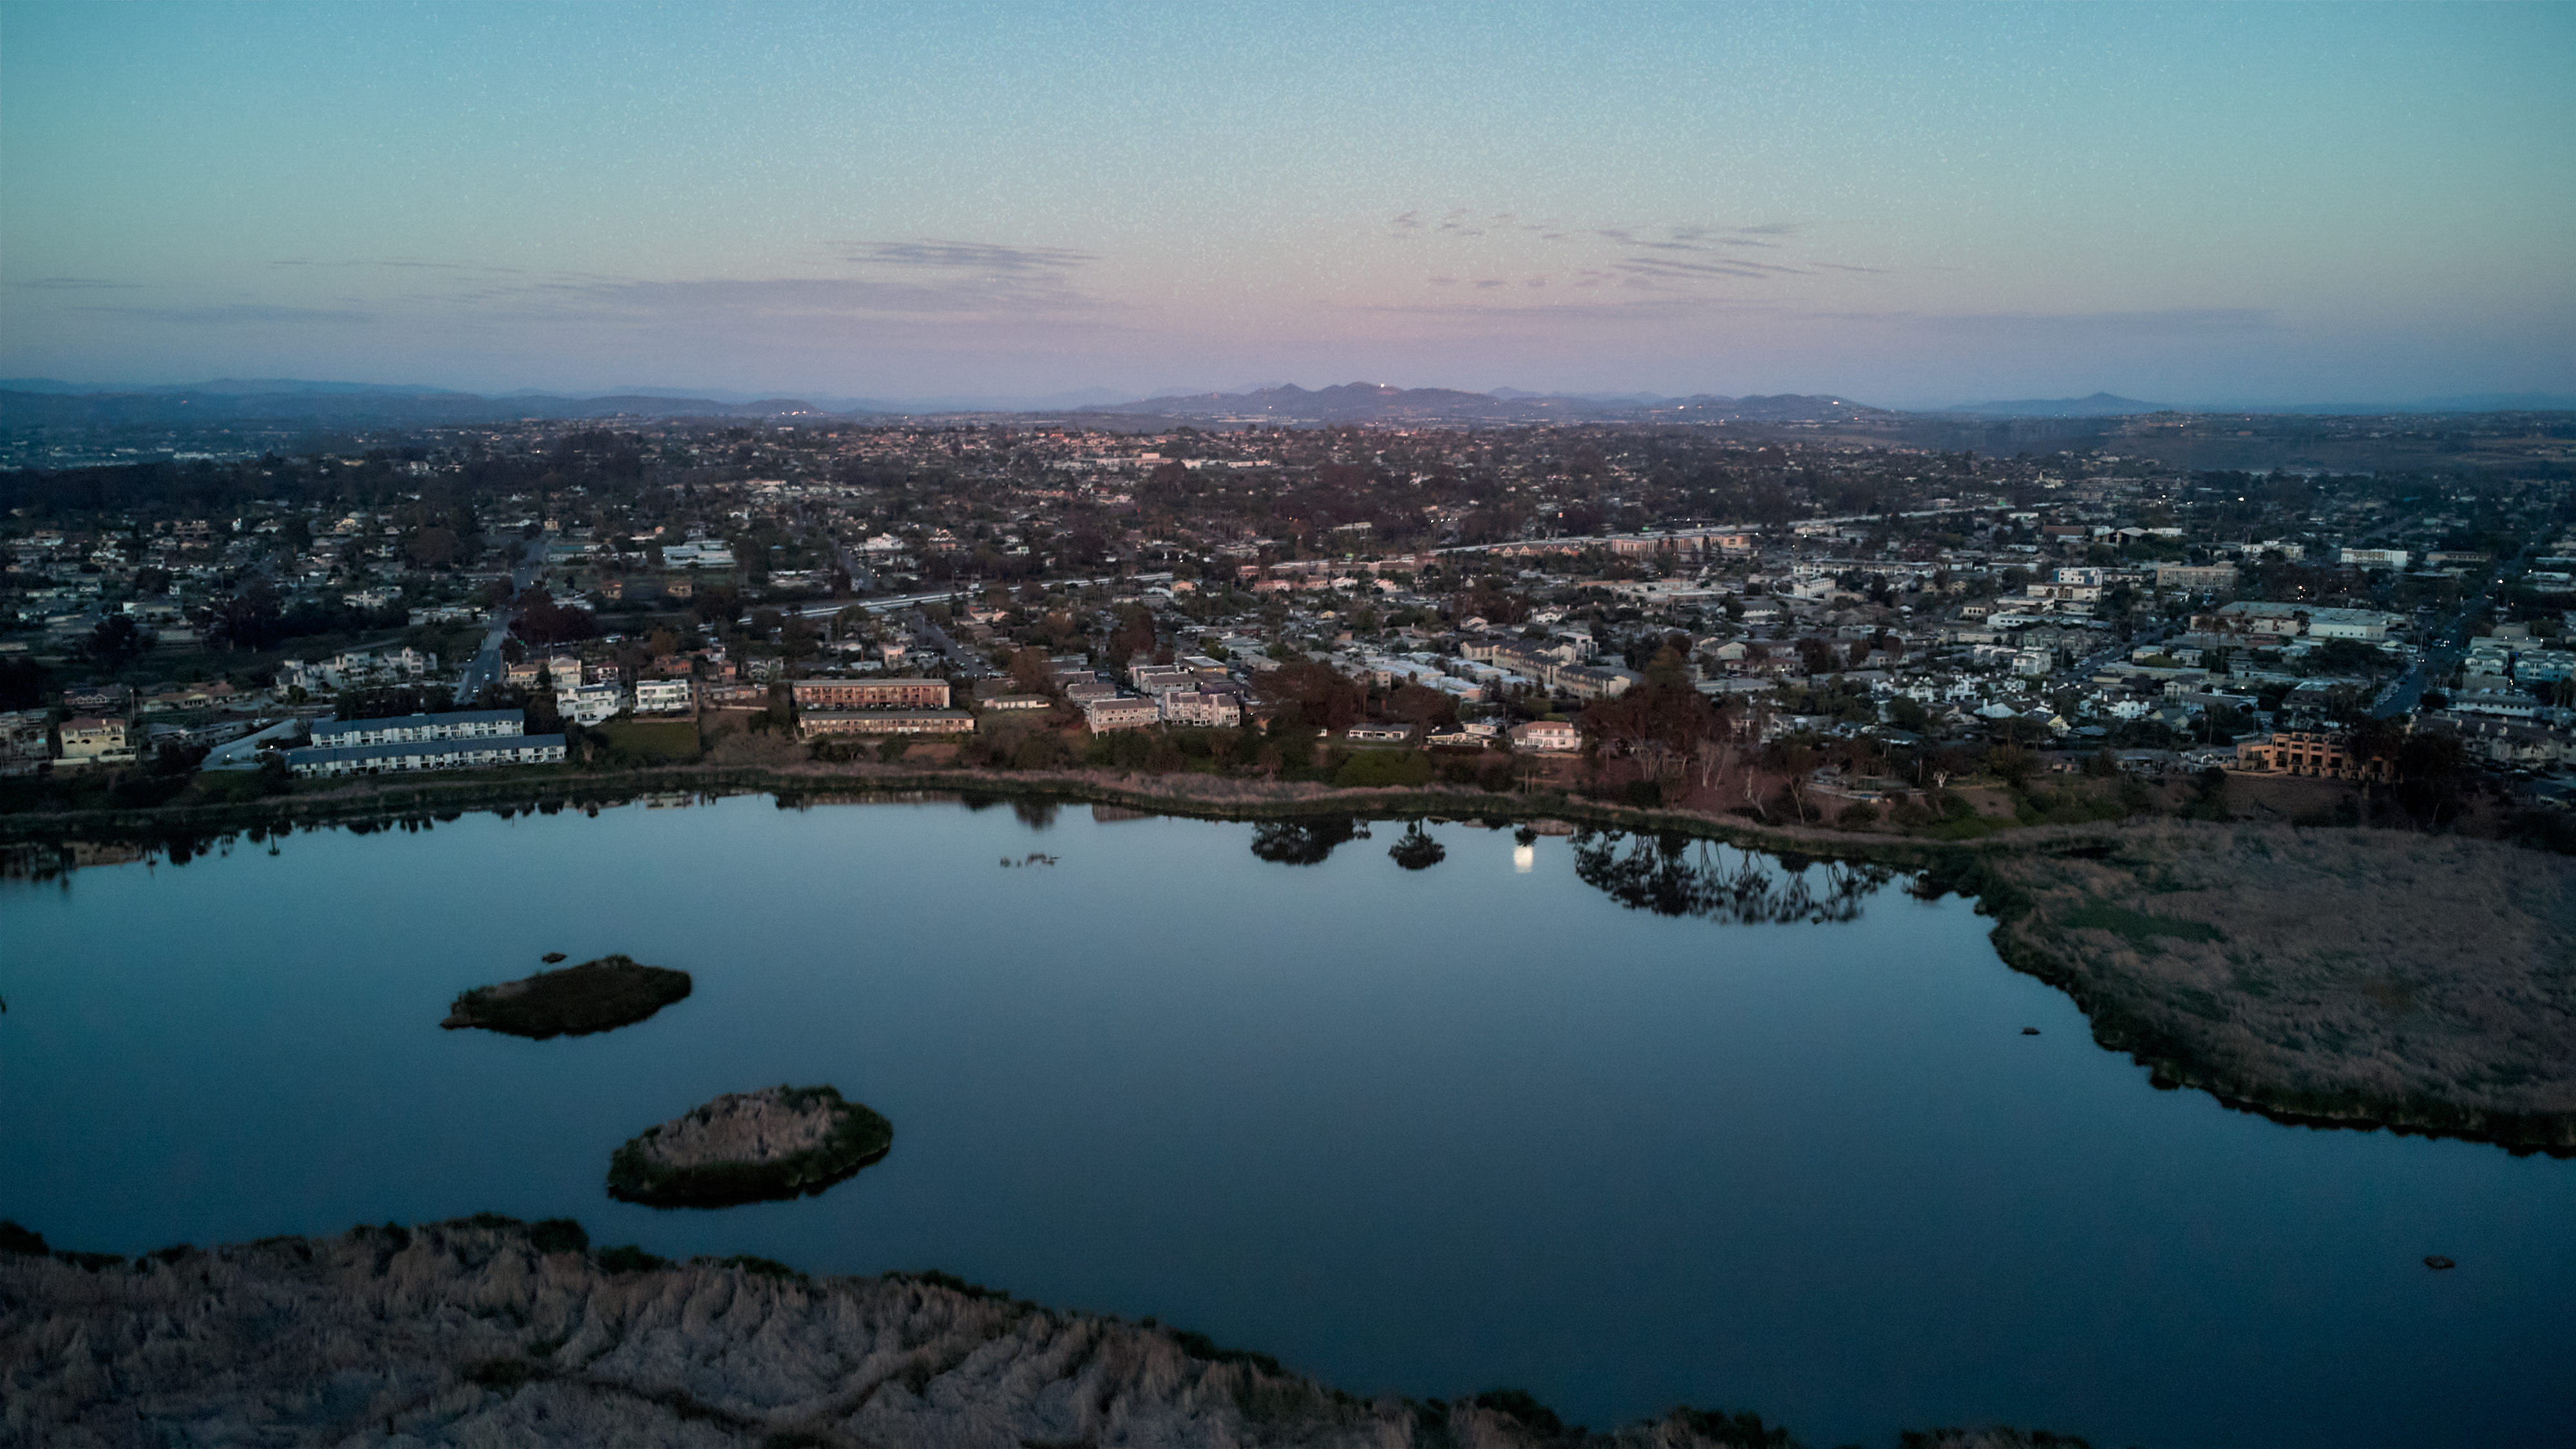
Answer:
[{"left": 0, "top": 1217, "right": 1879, "bottom": 1448}]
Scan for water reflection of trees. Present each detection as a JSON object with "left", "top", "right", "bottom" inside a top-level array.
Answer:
[
  {"left": 1387, "top": 822, "right": 1446, "bottom": 870},
  {"left": 1249, "top": 816, "right": 1363, "bottom": 866},
  {"left": 1568, "top": 829, "right": 1894, "bottom": 923}
]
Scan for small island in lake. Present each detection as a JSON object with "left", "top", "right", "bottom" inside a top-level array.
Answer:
[
  {"left": 440, "top": 955, "right": 692, "bottom": 1039},
  {"left": 607, "top": 1084, "right": 893, "bottom": 1208}
]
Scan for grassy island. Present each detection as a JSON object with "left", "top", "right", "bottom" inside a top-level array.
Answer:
[
  {"left": 606, "top": 1084, "right": 893, "bottom": 1208},
  {"left": 441, "top": 955, "right": 692, "bottom": 1039}
]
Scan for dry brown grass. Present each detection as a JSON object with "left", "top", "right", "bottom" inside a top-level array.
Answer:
[{"left": 1988, "top": 822, "right": 2576, "bottom": 1148}]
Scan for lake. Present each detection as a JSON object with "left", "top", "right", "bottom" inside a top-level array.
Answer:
[{"left": 3, "top": 795, "right": 2568, "bottom": 1446}]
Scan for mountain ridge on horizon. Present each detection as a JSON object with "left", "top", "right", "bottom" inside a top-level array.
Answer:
[{"left": 4, "top": 377, "right": 2571, "bottom": 426}]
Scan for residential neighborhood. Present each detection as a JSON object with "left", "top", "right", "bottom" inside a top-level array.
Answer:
[{"left": 2, "top": 411, "right": 2570, "bottom": 837}]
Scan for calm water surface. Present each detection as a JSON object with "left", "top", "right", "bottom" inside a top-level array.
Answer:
[{"left": 4, "top": 797, "right": 2568, "bottom": 1447}]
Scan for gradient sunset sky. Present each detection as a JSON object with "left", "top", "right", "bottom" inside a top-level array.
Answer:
[{"left": 3, "top": 1, "right": 2570, "bottom": 406}]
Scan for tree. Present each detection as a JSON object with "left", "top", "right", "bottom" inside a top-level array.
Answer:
[
  {"left": 1577, "top": 670, "right": 1719, "bottom": 793},
  {"left": 86, "top": 613, "right": 153, "bottom": 670},
  {"left": 2392, "top": 730, "right": 2470, "bottom": 826},
  {"left": 1256, "top": 661, "right": 1365, "bottom": 732},
  {"left": 1770, "top": 739, "right": 1822, "bottom": 821},
  {"left": 404, "top": 526, "right": 462, "bottom": 569},
  {"left": 1387, "top": 683, "right": 1457, "bottom": 731},
  {"left": 1007, "top": 646, "right": 1058, "bottom": 696},
  {"left": 1986, "top": 742, "right": 2034, "bottom": 789},
  {"left": 0, "top": 658, "right": 47, "bottom": 710}
]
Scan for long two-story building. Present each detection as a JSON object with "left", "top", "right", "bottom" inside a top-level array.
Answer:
[
  {"left": 790, "top": 677, "right": 952, "bottom": 710},
  {"left": 309, "top": 708, "right": 525, "bottom": 748},
  {"left": 286, "top": 733, "right": 565, "bottom": 777}
]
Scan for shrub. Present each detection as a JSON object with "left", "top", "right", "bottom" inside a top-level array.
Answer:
[
  {"left": 1624, "top": 780, "right": 1664, "bottom": 808},
  {"left": 1168, "top": 1327, "right": 1284, "bottom": 1376},
  {"left": 593, "top": 1244, "right": 668, "bottom": 1274},
  {"left": 1473, "top": 1389, "right": 1565, "bottom": 1436},
  {"left": 1334, "top": 749, "right": 1431, "bottom": 788},
  {"left": 1671, "top": 1406, "right": 1795, "bottom": 1448},
  {"left": 1838, "top": 801, "right": 1880, "bottom": 828},
  {"left": 526, "top": 1218, "right": 589, "bottom": 1255},
  {"left": 713, "top": 1254, "right": 804, "bottom": 1282}
]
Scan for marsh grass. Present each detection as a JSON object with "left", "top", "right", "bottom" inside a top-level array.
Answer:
[
  {"left": 1989, "top": 822, "right": 2576, "bottom": 1148},
  {"left": 2057, "top": 901, "right": 2226, "bottom": 948}
]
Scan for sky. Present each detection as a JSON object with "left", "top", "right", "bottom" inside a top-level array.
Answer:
[{"left": 3, "top": 1, "right": 2571, "bottom": 408}]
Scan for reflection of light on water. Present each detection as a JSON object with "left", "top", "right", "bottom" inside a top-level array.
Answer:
[{"left": 1513, "top": 843, "right": 1535, "bottom": 873}]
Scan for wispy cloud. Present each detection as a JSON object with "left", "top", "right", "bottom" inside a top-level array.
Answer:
[
  {"left": 831, "top": 239, "right": 1094, "bottom": 274},
  {"left": 70, "top": 302, "right": 374, "bottom": 324},
  {"left": 527, "top": 273, "right": 1104, "bottom": 318},
  {"left": 245, "top": 238, "right": 1116, "bottom": 323},
  {"left": 1846, "top": 307, "right": 2278, "bottom": 336},
  {"left": 8, "top": 276, "right": 140, "bottom": 290},
  {"left": 1386, "top": 213, "right": 1873, "bottom": 299}
]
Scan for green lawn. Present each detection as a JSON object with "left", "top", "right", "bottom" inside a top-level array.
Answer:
[{"left": 596, "top": 718, "right": 702, "bottom": 763}]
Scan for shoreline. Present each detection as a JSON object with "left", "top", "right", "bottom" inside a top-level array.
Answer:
[{"left": 5, "top": 762, "right": 2570, "bottom": 1156}]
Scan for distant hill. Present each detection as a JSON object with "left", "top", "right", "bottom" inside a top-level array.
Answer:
[
  {"left": 0, "top": 376, "right": 471, "bottom": 397},
  {"left": 1083, "top": 383, "right": 1896, "bottom": 424},
  {"left": 1946, "top": 392, "right": 2170, "bottom": 417},
  {"left": 0, "top": 386, "right": 840, "bottom": 428},
  {"left": 7, "top": 376, "right": 2557, "bottom": 433},
  {"left": 1096, "top": 382, "right": 1516, "bottom": 422}
]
